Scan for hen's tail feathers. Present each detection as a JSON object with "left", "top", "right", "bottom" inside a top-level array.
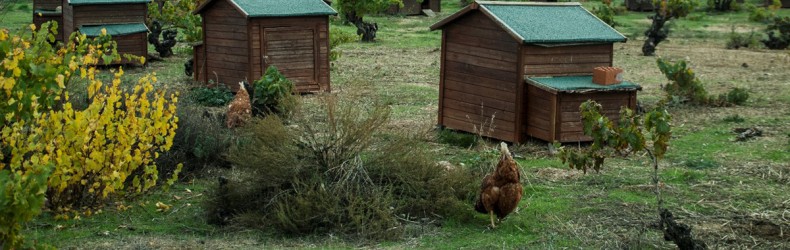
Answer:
[
  {"left": 499, "top": 142, "right": 512, "bottom": 161},
  {"left": 474, "top": 198, "right": 487, "bottom": 214}
]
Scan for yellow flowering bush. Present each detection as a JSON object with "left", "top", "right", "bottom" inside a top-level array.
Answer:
[{"left": 0, "top": 22, "right": 179, "bottom": 247}]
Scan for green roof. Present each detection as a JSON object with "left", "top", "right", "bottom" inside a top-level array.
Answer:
[
  {"left": 198, "top": 0, "right": 336, "bottom": 17},
  {"left": 432, "top": 2, "right": 626, "bottom": 44},
  {"left": 527, "top": 76, "right": 641, "bottom": 92},
  {"left": 79, "top": 23, "right": 149, "bottom": 37},
  {"left": 69, "top": 0, "right": 151, "bottom": 6}
]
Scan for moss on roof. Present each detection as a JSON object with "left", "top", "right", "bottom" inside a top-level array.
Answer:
[
  {"left": 230, "top": 0, "right": 336, "bottom": 17},
  {"left": 69, "top": 0, "right": 151, "bottom": 6},
  {"left": 79, "top": 23, "right": 148, "bottom": 37},
  {"left": 480, "top": 2, "right": 626, "bottom": 44},
  {"left": 527, "top": 76, "right": 641, "bottom": 92}
]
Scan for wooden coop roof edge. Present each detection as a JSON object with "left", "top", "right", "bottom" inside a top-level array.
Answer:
[
  {"left": 79, "top": 23, "right": 149, "bottom": 37},
  {"left": 195, "top": 0, "right": 337, "bottom": 18},
  {"left": 431, "top": 1, "right": 626, "bottom": 44}
]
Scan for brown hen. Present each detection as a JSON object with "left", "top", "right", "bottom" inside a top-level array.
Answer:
[
  {"left": 226, "top": 81, "right": 251, "bottom": 128},
  {"left": 474, "top": 142, "right": 522, "bottom": 228}
]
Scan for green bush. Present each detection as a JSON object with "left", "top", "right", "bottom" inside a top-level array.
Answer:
[
  {"left": 156, "top": 103, "right": 234, "bottom": 177},
  {"left": 762, "top": 16, "right": 790, "bottom": 50},
  {"left": 189, "top": 86, "right": 233, "bottom": 107},
  {"left": 252, "top": 66, "right": 297, "bottom": 116},
  {"left": 726, "top": 29, "right": 760, "bottom": 49},
  {"left": 592, "top": 0, "right": 617, "bottom": 27},
  {"left": 746, "top": 1, "right": 780, "bottom": 22},
  {"left": 206, "top": 99, "right": 479, "bottom": 240},
  {"left": 329, "top": 27, "right": 358, "bottom": 62},
  {"left": 657, "top": 59, "right": 748, "bottom": 106},
  {"left": 0, "top": 165, "right": 51, "bottom": 249},
  {"left": 725, "top": 87, "right": 750, "bottom": 105}
]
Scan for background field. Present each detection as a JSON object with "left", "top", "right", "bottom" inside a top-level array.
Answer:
[{"left": 2, "top": 0, "right": 789, "bottom": 248}]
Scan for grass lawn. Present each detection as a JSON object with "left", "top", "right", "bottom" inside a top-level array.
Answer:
[{"left": 3, "top": 0, "right": 789, "bottom": 248}]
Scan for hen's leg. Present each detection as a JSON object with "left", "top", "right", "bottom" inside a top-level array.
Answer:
[{"left": 489, "top": 211, "right": 496, "bottom": 228}]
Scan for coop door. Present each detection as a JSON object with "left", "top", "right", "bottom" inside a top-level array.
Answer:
[{"left": 262, "top": 27, "right": 318, "bottom": 91}]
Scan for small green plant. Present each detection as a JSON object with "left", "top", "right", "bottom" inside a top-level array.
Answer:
[
  {"left": 437, "top": 129, "right": 479, "bottom": 148},
  {"left": 189, "top": 86, "right": 233, "bottom": 107},
  {"left": 725, "top": 87, "right": 749, "bottom": 105},
  {"left": 726, "top": 29, "right": 760, "bottom": 49},
  {"left": 252, "top": 66, "right": 297, "bottom": 116},
  {"left": 657, "top": 59, "right": 749, "bottom": 106},
  {"left": 330, "top": 27, "right": 358, "bottom": 62},
  {"left": 555, "top": 100, "right": 706, "bottom": 249},
  {"left": 762, "top": 16, "right": 790, "bottom": 50}
]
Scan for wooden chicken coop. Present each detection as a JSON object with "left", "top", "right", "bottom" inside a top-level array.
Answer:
[
  {"left": 430, "top": 1, "right": 640, "bottom": 143},
  {"left": 33, "top": 0, "right": 64, "bottom": 42},
  {"left": 193, "top": 0, "right": 337, "bottom": 93},
  {"left": 63, "top": 0, "right": 150, "bottom": 64},
  {"left": 386, "top": 0, "right": 441, "bottom": 16}
]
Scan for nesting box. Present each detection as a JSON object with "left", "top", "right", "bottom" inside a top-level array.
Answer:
[
  {"left": 526, "top": 76, "right": 639, "bottom": 142},
  {"left": 63, "top": 0, "right": 151, "bottom": 65},
  {"left": 431, "top": 1, "right": 640, "bottom": 143},
  {"left": 194, "top": 0, "right": 336, "bottom": 92}
]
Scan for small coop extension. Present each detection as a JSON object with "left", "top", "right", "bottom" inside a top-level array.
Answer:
[
  {"left": 33, "top": 0, "right": 64, "bottom": 42},
  {"left": 431, "top": 1, "right": 640, "bottom": 143},
  {"left": 193, "top": 0, "right": 337, "bottom": 93},
  {"left": 63, "top": 0, "right": 150, "bottom": 64},
  {"left": 386, "top": 0, "right": 441, "bottom": 16}
]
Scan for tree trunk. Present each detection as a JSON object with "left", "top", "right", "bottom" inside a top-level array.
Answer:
[
  {"left": 642, "top": 14, "right": 668, "bottom": 56},
  {"left": 148, "top": 21, "right": 178, "bottom": 57}
]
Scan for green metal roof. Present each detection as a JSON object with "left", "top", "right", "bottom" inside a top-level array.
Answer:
[
  {"left": 198, "top": 0, "right": 337, "bottom": 17},
  {"left": 69, "top": 0, "right": 151, "bottom": 6},
  {"left": 432, "top": 2, "right": 626, "bottom": 44},
  {"left": 79, "top": 23, "right": 149, "bottom": 37},
  {"left": 527, "top": 76, "right": 641, "bottom": 92}
]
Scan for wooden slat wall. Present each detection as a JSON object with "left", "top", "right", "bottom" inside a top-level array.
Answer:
[
  {"left": 525, "top": 84, "right": 556, "bottom": 142},
  {"left": 522, "top": 44, "right": 613, "bottom": 77},
  {"left": 202, "top": 0, "right": 248, "bottom": 91},
  {"left": 557, "top": 91, "right": 636, "bottom": 142},
  {"left": 114, "top": 32, "right": 147, "bottom": 65},
  {"left": 72, "top": 4, "right": 147, "bottom": 27},
  {"left": 440, "top": 12, "right": 519, "bottom": 142},
  {"left": 250, "top": 16, "right": 330, "bottom": 93},
  {"left": 526, "top": 83, "right": 637, "bottom": 142}
]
